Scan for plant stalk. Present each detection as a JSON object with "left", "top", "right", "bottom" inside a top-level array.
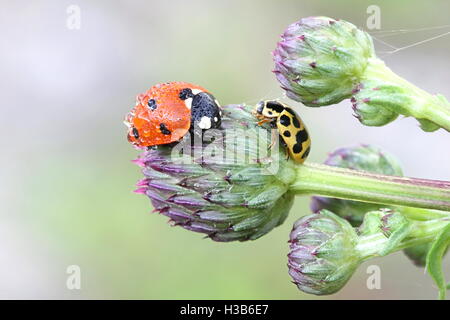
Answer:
[
  {"left": 364, "top": 58, "right": 450, "bottom": 131},
  {"left": 291, "top": 162, "right": 450, "bottom": 211}
]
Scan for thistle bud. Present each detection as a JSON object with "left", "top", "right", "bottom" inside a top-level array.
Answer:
[
  {"left": 288, "top": 208, "right": 450, "bottom": 295},
  {"left": 358, "top": 209, "right": 411, "bottom": 256},
  {"left": 134, "top": 104, "right": 298, "bottom": 242},
  {"left": 311, "top": 145, "right": 403, "bottom": 226},
  {"left": 273, "top": 16, "right": 375, "bottom": 106},
  {"left": 288, "top": 210, "right": 360, "bottom": 295},
  {"left": 274, "top": 16, "right": 450, "bottom": 132}
]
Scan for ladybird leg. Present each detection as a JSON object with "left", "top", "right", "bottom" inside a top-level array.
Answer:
[
  {"left": 285, "top": 146, "right": 291, "bottom": 161},
  {"left": 268, "top": 127, "right": 279, "bottom": 150},
  {"left": 257, "top": 118, "right": 271, "bottom": 126},
  {"left": 278, "top": 138, "right": 290, "bottom": 160}
]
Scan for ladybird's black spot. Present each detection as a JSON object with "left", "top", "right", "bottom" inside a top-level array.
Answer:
[
  {"left": 284, "top": 107, "right": 297, "bottom": 117},
  {"left": 132, "top": 127, "right": 139, "bottom": 139},
  {"left": 292, "top": 143, "right": 302, "bottom": 154},
  {"left": 292, "top": 116, "right": 301, "bottom": 128},
  {"left": 159, "top": 123, "right": 171, "bottom": 135},
  {"left": 296, "top": 129, "right": 309, "bottom": 143},
  {"left": 302, "top": 146, "right": 311, "bottom": 159},
  {"left": 265, "top": 101, "right": 285, "bottom": 113},
  {"left": 285, "top": 108, "right": 302, "bottom": 127},
  {"left": 179, "top": 88, "right": 194, "bottom": 100},
  {"left": 283, "top": 130, "right": 291, "bottom": 137},
  {"left": 279, "top": 114, "right": 291, "bottom": 127},
  {"left": 147, "top": 99, "right": 157, "bottom": 110}
]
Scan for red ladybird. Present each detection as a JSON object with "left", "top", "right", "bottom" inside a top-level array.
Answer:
[{"left": 125, "top": 82, "right": 222, "bottom": 148}]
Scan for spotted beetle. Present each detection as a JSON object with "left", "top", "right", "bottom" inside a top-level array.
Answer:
[
  {"left": 254, "top": 100, "right": 311, "bottom": 163},
  {"left": 124, "top": 82, "right": 222, "bottom": 149}
]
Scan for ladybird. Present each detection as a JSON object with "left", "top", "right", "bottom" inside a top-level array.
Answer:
[
  {"left": 125, "top": 82, "right": 222, "bottom": 148},
  {"left": 254, "top": 100, "right": 311, "bottom": 163}
]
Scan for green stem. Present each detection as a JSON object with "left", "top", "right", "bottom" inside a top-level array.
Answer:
[
  {"left": 399, "top": 207, "right": 450, "bottom": 221},
  {"left": 291, "top": 162, "right": 450, "bottom": 211},
  {"left": 355, "top": 218, "right": 450, "bottom": 260},
  {"left": 364, "top": 58, "right": 450, "bottom": 131}
]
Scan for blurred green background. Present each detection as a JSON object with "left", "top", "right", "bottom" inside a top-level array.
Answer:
[{"left": 1, "top": 0, "right": 450, "bottom": 299}]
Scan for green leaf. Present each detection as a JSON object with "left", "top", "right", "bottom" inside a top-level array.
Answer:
[{"left": 426, "top": 223, "right": 450, "bottom": 300}]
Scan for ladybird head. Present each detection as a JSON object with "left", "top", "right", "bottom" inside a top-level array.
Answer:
[
  {"left": 187, "top": 91, "right": 222, "bottom": 130},
  {"left": 255, "top": 100, "right": 286, "bottom": 118},
  {"left": 256, "top": 101, "right": 265, "bottom": 115}
]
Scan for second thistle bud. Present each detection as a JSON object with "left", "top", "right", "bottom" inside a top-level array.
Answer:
[
  {"left": 288, "top": 210, "right": 360, "bottom": 295},
  {"left": 273, "top": 16, "right": 375, "bottom": 106}
]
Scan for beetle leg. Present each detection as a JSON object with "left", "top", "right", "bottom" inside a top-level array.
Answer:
[
  {"left": 257, "top": 118, "right": 271, "bottom": 126},
  {"left": 278, "top": 137, "right": 290, "bottom": 160},
  {"left": 268, "top": 128, "right": 278, "bottom": 150}
]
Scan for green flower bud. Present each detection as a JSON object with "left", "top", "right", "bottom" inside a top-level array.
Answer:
[
  {"left": 288, "top": 210, "right": 360, "bottom": 295},
  {"left": 274, "top": 16, "right": 450, "bottom": 132},
  {"left": 358, "top": 209, "right": 412, "bottom": 256},
  {"left": 134, "top": 104, "right": 297, "bottom": 242},
  {"left": 311, "top": 145, "right": 403, "bottom": 226},
  {"left": 288, "top": 208, "right": 450, "bottom": 296},
  {"left": 273, "top": 16, "right": 375, "bottom": 106}
]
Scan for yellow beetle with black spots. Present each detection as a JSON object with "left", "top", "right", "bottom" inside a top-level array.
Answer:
[{"left": 254, "top": 100, "right": 311, "bottom": 164}]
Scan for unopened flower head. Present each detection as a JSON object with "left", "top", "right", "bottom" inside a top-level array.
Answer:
[
  {"left": 273, "top": 16, "right": 375, "bottom": 106},
  {"left": 274, "top": 16, "right": 450, "bottom": 132},
  {"left": 288, "top": 210, "right": 360, "bottom": 295},
  {"left": 133, "top": 104, "right": 298, "bottom": 242}
]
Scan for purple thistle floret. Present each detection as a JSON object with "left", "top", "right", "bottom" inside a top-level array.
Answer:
[
  {"left": 273, "top": 16, "right": 374, "bottom": 107},
  {"left": 132, "top": 104, "right": 297, "bottom": 242},
  {"left": 288, "top": 210, "right": 360, "bottom": 295}
]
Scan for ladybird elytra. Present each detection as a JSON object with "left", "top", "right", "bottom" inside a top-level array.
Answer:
[
  {"left": 125, "top": 81, "right": 222, "bottom": 148},
  {"left": 254, "top": 100, "right": 311, "bottom": 164}
]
